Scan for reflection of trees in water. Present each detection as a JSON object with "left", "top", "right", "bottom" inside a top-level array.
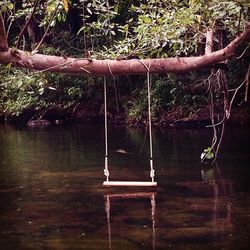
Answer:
[{"left": 201, "top": 163, "right": 233, "bottom": 236}]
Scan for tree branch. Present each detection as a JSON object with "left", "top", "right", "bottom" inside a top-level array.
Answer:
[
  {"left": 205, "top": 28, "right": 213, "bottom": 55},
  {"left": 16, "top": 0, "right": 40, "bottom": 49},
  {"left": 245, "top": 63, "right": 250, "bottom": 102},
  {"left": 0, "top": 26, "right": 249, "bottom": 76},
  {"left": 0, "top": 13, "right": 8, "bottom": 51},
  {"left": 32, "top": 3, "right": 59, "bottom": 53}
]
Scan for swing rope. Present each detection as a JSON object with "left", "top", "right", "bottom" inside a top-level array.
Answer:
[
  {"left": 147, "top": 68, "right": 155, "bottom": 182},
  {"left": 103, "top": 60, "right": 156, "bottom": 184},
  {"left": 139, "top": 60, "right": 155, "bottom": 182},
  {"left": 104, "top": 77, "right": 109, "bottom": 182}
]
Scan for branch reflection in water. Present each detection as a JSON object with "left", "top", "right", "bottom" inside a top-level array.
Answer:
[{"left": 201, "top": 163, "right": 233, "bottom": 237}]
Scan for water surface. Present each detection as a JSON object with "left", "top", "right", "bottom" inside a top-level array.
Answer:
[{"left": 0, "top": 124, "right": 250, "bottom": 249}]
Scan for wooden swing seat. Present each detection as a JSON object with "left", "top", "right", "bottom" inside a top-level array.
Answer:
[
  {"left": 102, "top": 75, "right": 157, "bottom": 188},
  {"left": 103, "top": 181, "right": 157, "bottom": 187}
]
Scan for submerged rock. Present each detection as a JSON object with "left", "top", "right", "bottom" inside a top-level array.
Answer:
[{"left": 55, "top": 119, "right": 64, "bottom": 125}]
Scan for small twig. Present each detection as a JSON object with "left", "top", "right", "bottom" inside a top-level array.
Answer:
[
  {"left": 71, "top": 102, "right": 80, "bottom": 120},
  {"left": 31, "top": 59, "right": 80, "bottom": 74},
  {"left": 82, "top": 2, "right": 87, "bottom": 54},
  {"left": 245, "top": 63, "right": 250, "bottom": 102},
  {"left": 80, "top": 67, "right": 92, "bottom": 75},
  {"left": 204, "top": 71, "right": 216, "bottom": 93},
  {"left": 215, "top": 69, "right": 221, "bottom": 90},
  {"left": 16, "top": 0, "right": 40, "bottom": 49},
  {"left": 32, "top": 3, "right": 59, "bottom": 53},
  {"left": 21, "top": 34, "right": 26, "bottom": 51},
  {"left": 214, "top": 118, "right": 226, "bottom": 160},
  {"left": 228, "top": 79, "right": 246, "bottom": 114},
  {"left": 237, "top": 7, "right": 242, "bottom": 34},
  {"left": 209, "top": 91, "right": 217, "bottom": 151},
  {"left": 28, "top": 113, "right": 39, "bottom": 124},
  {"left": 236, "top": 44, "right": 250, "bottom": 59},
  {"left": 206, "top": 117, "right": 225, "bottom": 128},
  {"left": 218, "top": 70, "right": 230, "bottom": 119},
  {"left": 0, "top": 13, "right": 9, "bottom": 51},
  {"left": 28, "top": 106, "right": 55, "bottom": 124},
  {"left": 6, "top": 15, "right": 14, "bottom": 37}
]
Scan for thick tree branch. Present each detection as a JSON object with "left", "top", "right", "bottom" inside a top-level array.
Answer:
[
  {"left": 0, "top": 13, "right": 8, "bottom": 51},
  {"left": 0, "top": 26, "right": 249, "bottom": 76}
]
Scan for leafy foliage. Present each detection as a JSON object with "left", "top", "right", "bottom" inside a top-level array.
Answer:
[
  {"left": 91, "top": 0, "right": 249, "bottom": 58},
  {"left": 0, "top": 65, "right": 96, "bottom": 119},
  {"left": 0, "top": 66, "right": 45, "bottom": 116},
  {"left": 125, "top": 74, "right": 207, "bottom": 122}
]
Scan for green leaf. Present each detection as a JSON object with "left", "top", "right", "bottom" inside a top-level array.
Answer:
[
  {"left": 201, "top": 147, "right": 214, "bottom": 161},
  {"left": 7, "top": 2, "right": 14, "bottom": 10}
]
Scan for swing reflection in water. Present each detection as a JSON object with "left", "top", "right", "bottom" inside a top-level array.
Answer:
[{"left": 104, "top": 192, "right": 156, "bottom": 250}]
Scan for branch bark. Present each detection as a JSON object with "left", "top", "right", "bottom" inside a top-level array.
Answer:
[
  {"left": 0, "top": 26, "right": 249, "bottom": 76},
  {"left": 0, "top": 13, "right": 8, "bottom": 51}
]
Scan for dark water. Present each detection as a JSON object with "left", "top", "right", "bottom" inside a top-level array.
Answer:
[{"left": 0, "top": 124, "right": 250, "bottom": 250}]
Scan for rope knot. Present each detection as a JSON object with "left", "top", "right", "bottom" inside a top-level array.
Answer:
[
  {"left": 150, "top": 169, "right": 155, "bottom": 178},
  {"left": 104, "top": 169, "right": 109, "bottom": 177}
]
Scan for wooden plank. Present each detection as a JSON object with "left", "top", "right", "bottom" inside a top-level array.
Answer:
[
  {"left": 104, "top": 192, "right": 156, "bottom": 199},
  {"left": 103, "top": 181, "right": 157, "bottom": 187}
]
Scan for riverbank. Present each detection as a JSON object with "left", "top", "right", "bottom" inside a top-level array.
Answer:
[{"left": 1, "top": 101, "right": 249, "bottom": 128}]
